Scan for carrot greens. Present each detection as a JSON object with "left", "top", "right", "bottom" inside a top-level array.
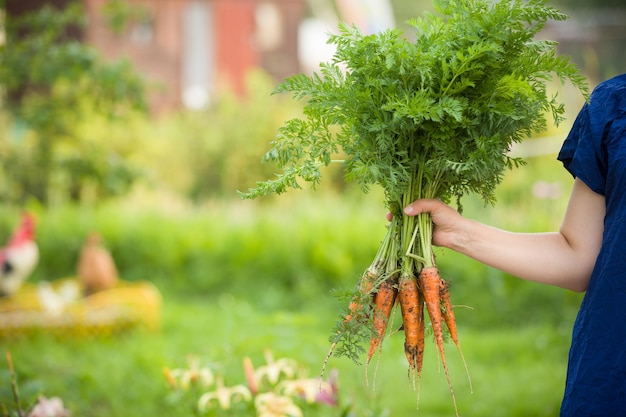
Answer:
[{"left": 239, "top": 0, "right": 588, "bottom": 412}]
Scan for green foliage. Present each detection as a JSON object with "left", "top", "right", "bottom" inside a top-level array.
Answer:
[
  {"left": 114, "top": 71, "right": 344, "bottom": 203},
  {"left": 0, "top": 3, "right": 148, "bottom": 205},
  {"left": 100, "top": 0, "right": 151, "bottom": 35},
  {"left": 241, "top": 0, "right": 588, "bottom": 208},
  {"left": 177, "top": 72, "right": 310, "bottom": 201}
]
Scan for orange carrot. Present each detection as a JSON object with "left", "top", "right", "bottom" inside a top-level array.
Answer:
[
  {"left": 398, "top": 274, "right": 422, "bottom": 375},
  {"left": 366, "top": 275, "right": 398, "bottom": 365},
  {"left": 439, "top": 278, "right": 457, "bottom": 342},
  {"left": 439, "top": 277, "right": 472, "bottom": 393},
  {"left": 419, "top": 267, "right": 444, "bottom": 358},
  {"left": 420, "top": 266, "right": 458, "bottom": 416}
]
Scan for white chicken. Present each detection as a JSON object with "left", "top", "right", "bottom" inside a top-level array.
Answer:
[{"left": 0, "top": 212, "right": 39, "bottom": 297}]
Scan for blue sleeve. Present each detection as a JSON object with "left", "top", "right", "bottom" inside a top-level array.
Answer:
[{"left": 557, "top": 92, "right": 610, "bottom": 196}]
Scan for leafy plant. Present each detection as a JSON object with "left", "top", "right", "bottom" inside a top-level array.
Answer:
[
  {"left": 163, "top": 351, "right": 359, "bottom": 417},
  {"left": 0, "top": 3, "right": 147, "bottom": 205},
  {"left": 239, "top": 0, "right": 588, "bottom": 401}
]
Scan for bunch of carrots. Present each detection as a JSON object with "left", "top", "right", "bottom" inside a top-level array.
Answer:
[{"left": 327, "top": 207, "right": 471, "bottom": 415}]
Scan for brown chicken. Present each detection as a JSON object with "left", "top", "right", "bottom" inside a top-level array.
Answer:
[{"left": 77, "top": 232, "right": 119, "bottom": 296}]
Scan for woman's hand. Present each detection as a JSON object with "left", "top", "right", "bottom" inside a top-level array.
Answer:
[
  {"left": 402, "top": 199, "right": 465, "bottom": 249},
  {"left": 387, "top": 199, "right": 466, "bottom": 249}
]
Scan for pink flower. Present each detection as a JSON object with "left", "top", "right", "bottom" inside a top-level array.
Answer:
[
  {"left": 316, "top": 369, "right": 339, "bottom": 406},
  {"left": 27, "top": 396, "right": 70, "bottom": 417},
  {"left": 277, "top": 369, "right": 339, "bottom": 407}
]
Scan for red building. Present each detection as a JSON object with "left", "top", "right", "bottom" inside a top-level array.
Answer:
[{"left": 82, "top": 0, "right": 305, "bottom": 114}]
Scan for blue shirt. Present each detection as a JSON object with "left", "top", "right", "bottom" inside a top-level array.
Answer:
[{"left": 557, "top": 73, "right": 626, "bottom": 416}]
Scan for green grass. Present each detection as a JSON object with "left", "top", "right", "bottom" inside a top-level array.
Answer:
[
  {"left": 1, "top": 292, "right": 571, "bottom": 417},
  {"left": 0, "top": 148, "right": 581, "bottom": 416}
]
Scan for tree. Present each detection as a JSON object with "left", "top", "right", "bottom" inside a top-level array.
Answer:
[{"left": 0, "top": 2, "right": 148, "bottom": 205}]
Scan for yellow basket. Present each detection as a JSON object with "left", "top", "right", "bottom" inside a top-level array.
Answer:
[{"left": 0, "top": 278, "right": 162, "bottom": 339}]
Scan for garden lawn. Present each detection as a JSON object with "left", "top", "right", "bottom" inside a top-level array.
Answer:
[{"left": 2, "top": 291, "right": 571, "bottom": 417}]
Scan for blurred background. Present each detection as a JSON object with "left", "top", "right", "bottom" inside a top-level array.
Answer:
[{"left": 0, "top": 0, "right": 624, "bottom": 416}]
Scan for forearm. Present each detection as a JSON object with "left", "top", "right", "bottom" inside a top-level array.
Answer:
[
  {"left": 449, "top": 220, "right": 593, "bottom": 292},
  {"left": 403, "top": 179, "right": 605, "bottom": 292}
]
